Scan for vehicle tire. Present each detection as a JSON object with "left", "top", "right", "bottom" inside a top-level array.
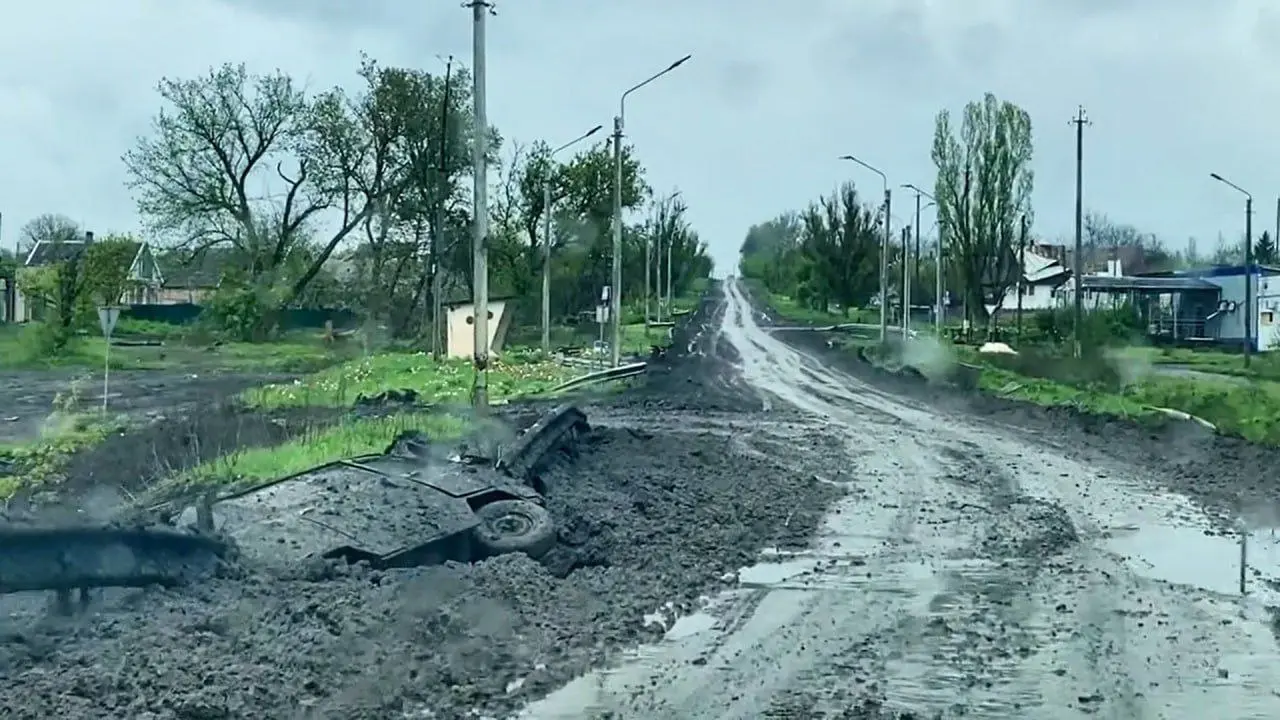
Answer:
[{"left": 472, "top": 500, "right": 557, "bottom": 559}]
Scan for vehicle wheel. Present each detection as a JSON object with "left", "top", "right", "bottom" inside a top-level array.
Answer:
[{"left": 472, "top": 500, "right": 556, "bottom": 559}]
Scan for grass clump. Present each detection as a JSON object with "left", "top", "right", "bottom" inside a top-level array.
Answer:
[
  {"left": 148, "top": 412, "right": 469, "bottom": 499},
  {"left": 242, "top": 351, "right": 578, "bottom": 410},
  {"left": 0, "top": 405, "right": 126, "bottom": 502}
]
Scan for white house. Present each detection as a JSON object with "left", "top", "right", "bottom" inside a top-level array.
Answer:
[
  {"left": 987, "top": 249, "right": 1072, "bottom": 315},
  {"left": 14, "top": 233, "right": 163, "bottom": 322}
]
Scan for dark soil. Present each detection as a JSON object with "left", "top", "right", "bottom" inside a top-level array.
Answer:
[
  {"left": 0, "top": 369, "right": 294, "bottom": 445},
  {"left": 770, "top": 315, "right": 1280, "bottom": 532},
  {"left": 0, "top": 296, "right": 844, "bottom": 720}
]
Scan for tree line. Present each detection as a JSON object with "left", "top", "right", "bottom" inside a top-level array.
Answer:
[
  {"left": 740, "top": 91, "right": 1275, "bottom": 333},
  {"left": 15, "top": 57, "right": 712, "bottom": 342}
]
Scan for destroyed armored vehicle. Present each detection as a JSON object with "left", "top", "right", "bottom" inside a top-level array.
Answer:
[{"left": 0, "top": 405, "right": 589, "bottom": 608}]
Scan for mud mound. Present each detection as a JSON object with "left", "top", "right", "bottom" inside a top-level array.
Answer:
[
  {"left": 622, "top": 285, "right": 764, "bottom": 414},
  {"left": 0, "top": 402, "right": 842, "bottom": 719}
]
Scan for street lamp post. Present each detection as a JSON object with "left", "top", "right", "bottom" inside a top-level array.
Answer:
[
  {"left": 902, "top": 184, "right": 936, "bottom": 335},
  {"left": 655, "top": 190, "right": 683, "bottom": 323},
  {"left": 541, "top": 125, "right": 603, "bottom": 353},
  {"left": 611, "top": 54, "right": 692, "bottom": 367},
  {"left": 1211, "top": 172, "right": 1255, "bottom": 368},
  {"left": 841, "top": 155, "right": 890, "bottom": 342}
]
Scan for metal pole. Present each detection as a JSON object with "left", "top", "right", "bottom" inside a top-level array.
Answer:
[
  {"left": 611, "top": 55, "right": 691, "bottom": 368},
  {"left": 839, "top": 156, "right": 889, "bottom": 341},
  {"left": 913, "top": 197, "right": 921, "bottom": 313},
  {"left": 1246, "top": 196, "right": 1254, "bottom": 367},
  {"left": 644, "top": 230, "right": 652, "bottom": 328},
  {"left": 541, "top": 181, "right": 553, "bottom": 352},
  {"left": 1017, "top": 214, "right": 1028, "bottom": 341},
  {"left": 1071, "top": 106, "right": 1090, "bottom": 359},
  {"left": 102, "top": 341, "right": 110, "bottom": 416},
  {"left": 666, "top": 224, "right": 673, "bottom": 319},
  {"left": 654, "top": 230, "right": 662, "bottom": 323},
  {"left": 431, "top": 57, "right": 452, "bottom": 361},
  {"left": 468, "top": 0, "right": 491, "bottom": 409},
  {"left": 913, "top": 193, "right": 921, "bottom": 316},
  {"left": 883, "top": 189, "right": 892, "bottom": 342},
  {"left": 1212, "top": 173, "right": 1255, "bottom": 367},
  {"left": 610, "top": 118, "right": 624, "bottom": 367},
  {"left": 901, "top": 226, "right": 911, "bottom": 338},
  {"left": 936, "top": 225, "right": 944, "bottom": 334}
]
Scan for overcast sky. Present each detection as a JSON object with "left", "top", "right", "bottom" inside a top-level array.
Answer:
[{"left": 1, "top": 0, "right": 1276, "bottom": 274}]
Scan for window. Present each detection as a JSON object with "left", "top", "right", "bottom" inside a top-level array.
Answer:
[{"left": 1263, "top": 311, "right": 1274, "bottom": 326}]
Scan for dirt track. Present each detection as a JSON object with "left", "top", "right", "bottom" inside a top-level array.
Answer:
[
  {"left": 0, "top": 368, "right": 292, "bottom": 445},
  {"left": 5, "top": 281, "right": 1280, "bottom": 718}
]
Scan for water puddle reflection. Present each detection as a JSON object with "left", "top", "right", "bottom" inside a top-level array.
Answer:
[{"left": 1105, "top": 525, "right": 1280, "bottom": 598}]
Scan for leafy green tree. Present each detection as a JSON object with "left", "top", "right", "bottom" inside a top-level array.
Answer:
[
  {"left": 81, "top": 235, "right": 142, "bottom": 306},
  {"left": 738, "top": 184, "right": 879, "bottom": 315},
  {"left": 932, "top": 92, "right": 1034, "bottom": 334}
]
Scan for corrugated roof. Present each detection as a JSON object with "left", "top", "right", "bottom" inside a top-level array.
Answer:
[{"left": 1080, "top": 275, "right": 1219, "bottom": 292}]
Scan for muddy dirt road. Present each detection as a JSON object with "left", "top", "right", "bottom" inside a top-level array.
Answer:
[{"left": 521, "top": 278, "right": 1280, "bottom": 719}]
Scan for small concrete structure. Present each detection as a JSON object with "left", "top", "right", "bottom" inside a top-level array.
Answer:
[{"left": 445, "top": 298, "right": 515, "bottom": 359}]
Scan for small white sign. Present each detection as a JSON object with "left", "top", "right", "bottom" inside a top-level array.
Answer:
[
  {"left": 595, "top": 304, "right": 609, "bottom": 323},
  {"left": 600, "top": 286, "right": 611, "bottom": 302},
  {"left": 97, "top": 306, "right": 121, "bottom": 338}
]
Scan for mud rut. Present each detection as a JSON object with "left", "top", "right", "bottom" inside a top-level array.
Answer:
[{"left": 5, "top": 282, "right": 1280, "bottom": 719}]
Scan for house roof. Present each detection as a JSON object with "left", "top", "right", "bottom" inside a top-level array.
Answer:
[
  {"left": 161, "top": 248, "right": 237, "bottom": 288},
  {"left": 443, "top": 294, "right": 518, "bottom": 309},
  {"left": 25, "top": 240, "right": 87, "bottom": 266},
  {"left": 1080, "top": 275, "right": 1219, "bottom": 292}
]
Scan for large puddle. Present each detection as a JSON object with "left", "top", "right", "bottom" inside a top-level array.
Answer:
[
  {"left": 513, "top": 465, "right": 1280, "bottom": 719},
  {"left": 1106, "top": 524, "right": 1280, "bottom": 599}
]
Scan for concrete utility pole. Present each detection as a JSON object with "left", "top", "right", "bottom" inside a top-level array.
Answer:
[
  {"left": 468, "top": 0, "right": 494, "bottom": 409},
  {"left": 1211, "top": 172, "right": 1254, "bottom": 367},
  {"left": 902, "top": 184, "right": 935, "bottom": 332},
  {"left": 430, "top": 56, "right": 453, "bottom": 361},
  {"left": 541, "top": 124, "right": 603, "bottom": 353},
  {"left": 901, "top": 225, "right": 911, "bottom": 338},
  {"left": 841, "top": 155, "right": 890, "bottom": 342},
  {"left": 1016, "top": 214, "right": 1028, "bottom": 341},
  {"left": 1070, "top": 106, "right": 1090, "bottom": 358},
  {"left": 611, "top": 54, "right": 691, "bottom": 367}
]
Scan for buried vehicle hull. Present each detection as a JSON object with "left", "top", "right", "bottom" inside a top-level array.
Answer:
[
  {"left": 0, "top": 405, "right": 589, "bottom": 609},
  {"left": 178, "top": 404, "right": 589, "bottom": 571}
]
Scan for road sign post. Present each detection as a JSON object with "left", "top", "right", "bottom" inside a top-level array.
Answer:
[{"left": 97, "top": 307, "right": 120, "bottom": 415}]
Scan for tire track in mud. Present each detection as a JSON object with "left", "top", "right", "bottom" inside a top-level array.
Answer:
[{"left": 520, "top": 279, "right": 1280, "bottom": 719}]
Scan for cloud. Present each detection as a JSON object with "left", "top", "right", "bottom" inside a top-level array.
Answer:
[{"left": 0, "top": 0, "right": 1274, "bottom": 275}]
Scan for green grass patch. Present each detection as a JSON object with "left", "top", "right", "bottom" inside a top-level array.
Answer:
[
  {"left": 957, "top": 345, "right": 1280, "bottom": 445},
  {"left": 0, "top": 413, "right": 126, "bottom": 501},
  {"left": 150, "top": 413, "right": 469, "bottom": 498},
  {"left": 0, "top": 322, "right": 356, "bottom": 373},
  {"left": 242, "top": 351, "right": 579, "bottom": 410}
]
